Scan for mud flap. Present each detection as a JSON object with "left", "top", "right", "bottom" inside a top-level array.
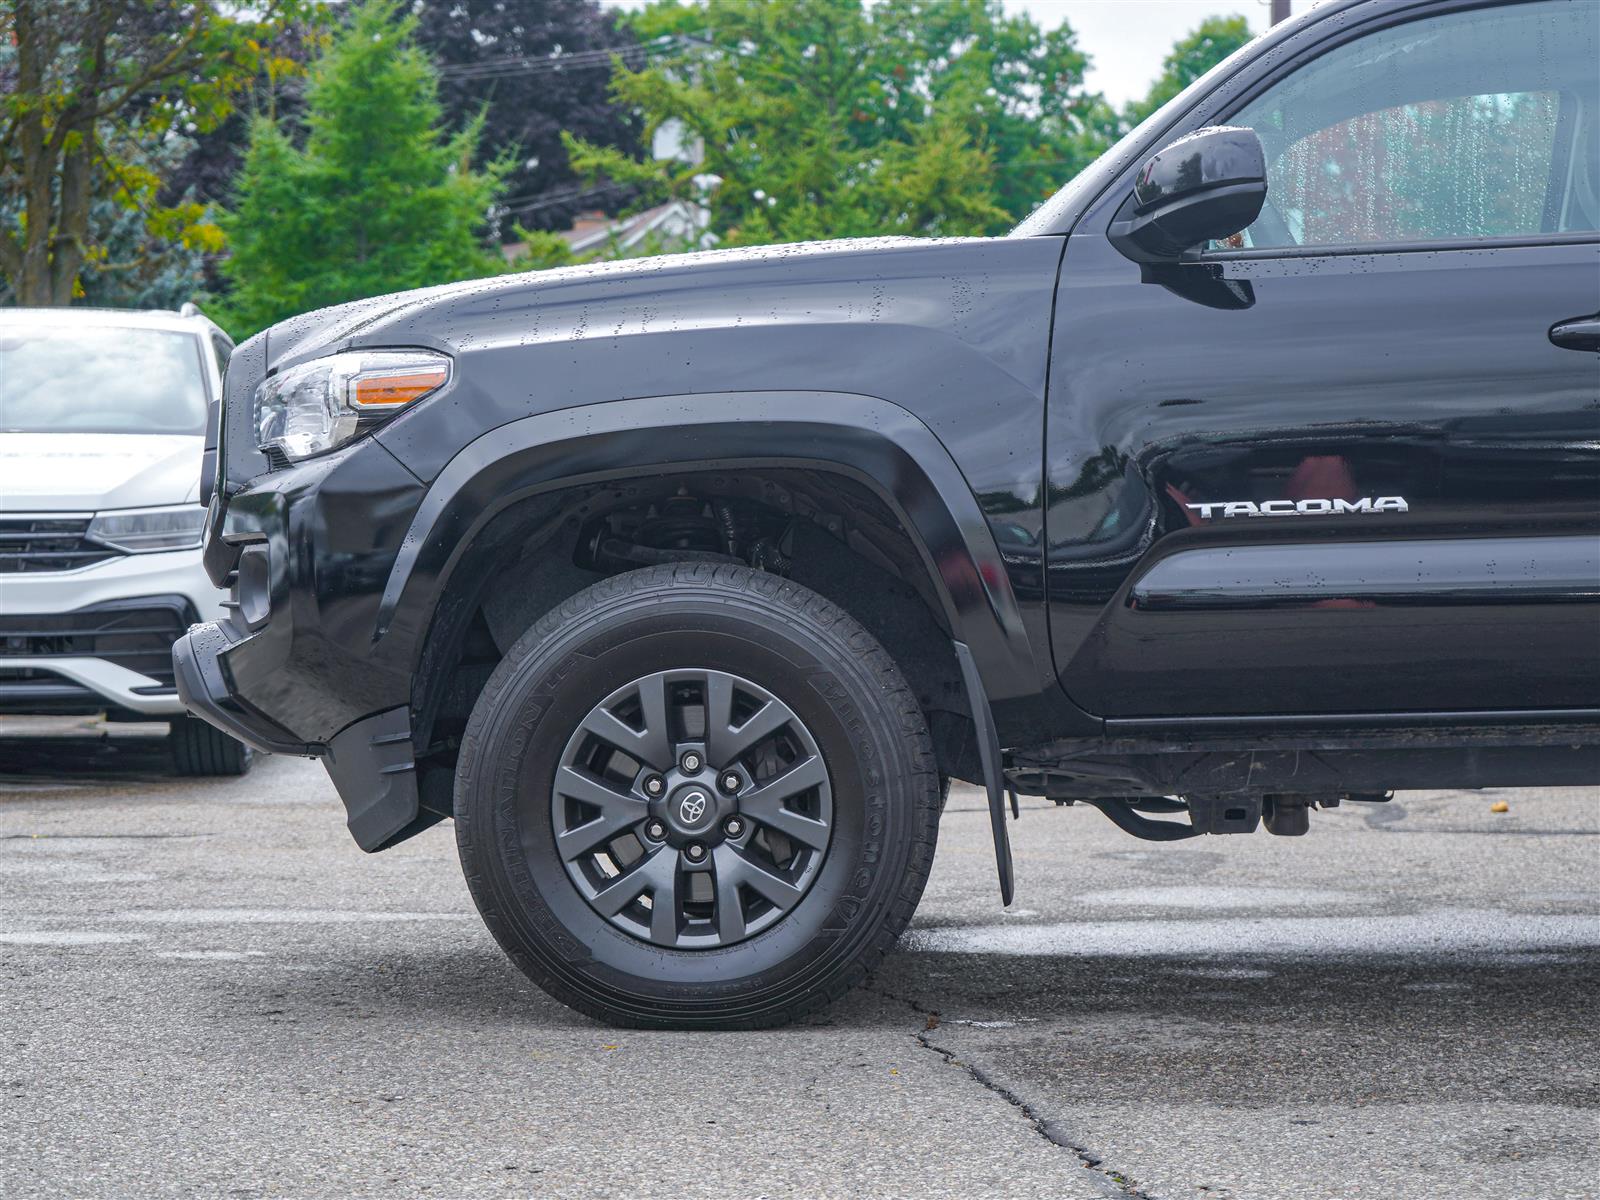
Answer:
[
  {"left": 953, "top": 640, "right": 1014, "bottom": 906},
  {"left": 323, "top": 707, "right": 441, "bottom": 852}
]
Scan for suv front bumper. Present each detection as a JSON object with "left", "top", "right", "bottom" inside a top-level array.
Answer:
[{"left": 0, "top": 550, "right": 222, "bottom": 718}]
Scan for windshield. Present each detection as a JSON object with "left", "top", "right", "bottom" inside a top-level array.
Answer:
[{"left": 0, "top": 323, "right": 208, "bottom": 436}]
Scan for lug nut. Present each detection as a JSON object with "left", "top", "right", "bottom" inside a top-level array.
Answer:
[
  {"left": 680, "top": 750, "right": 703, "bottom": 773},
  {"left": 644, "top": 820, "right": 666, "bottom": 841},
  {"left": 643, "top": 775, "right": 665, "bottom": 797},
  {"left": 684, "top": 842, "right": 707, "bottom": 862},
  {"left": 719, "top": 771, "right": 741, "bottom": 794},
  {"left": 723, "top": 816, "right": 745, "bottom": 838}
]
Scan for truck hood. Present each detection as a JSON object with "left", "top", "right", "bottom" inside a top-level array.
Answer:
[
  {"left": 0, "top": 432, "right": 201, "bottom": 512},
  {"left": 217, "top": 232, "right": 1064, "bottom": 513},
  {"left": 262, "top": 236, "right": 966, "bottom": 371}
]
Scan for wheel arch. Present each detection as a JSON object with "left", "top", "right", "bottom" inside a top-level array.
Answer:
[
  {"left": 382, "top": 389, "right": 1035, "bottom": 687},
  {"left": 384, "top": 392, "right": 1042, "bottom": 790}
]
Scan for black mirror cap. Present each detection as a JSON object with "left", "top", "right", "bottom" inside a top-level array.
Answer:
[
  {"left": 1132, "top": 125, "right": 1264, "bottom": 213},
  {"left": 1110, "top": 126, "right": 1268, "bottom": 263}
]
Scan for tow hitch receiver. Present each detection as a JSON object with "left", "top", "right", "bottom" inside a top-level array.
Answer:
[{"left": 1187, "top": 794, "right": 1261, "bottom": 835}]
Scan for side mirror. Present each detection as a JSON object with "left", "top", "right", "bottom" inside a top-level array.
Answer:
[{"left": 1109, "top": 126, "right": 1267, "bottom": 262}]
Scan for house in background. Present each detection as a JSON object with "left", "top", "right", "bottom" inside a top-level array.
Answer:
[
  {"left": 561, "top": 198, "right": 711, "bottom": 256},
  {"left": 499, "top": 197, "right": 712, "bottom": 263},
  {"left": 502, "top": 118, "right": 714, "bottom": 264}
]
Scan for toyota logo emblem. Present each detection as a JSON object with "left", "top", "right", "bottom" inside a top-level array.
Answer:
[{"left": 678, "top": 791, "right": 707, "bottom": 824}]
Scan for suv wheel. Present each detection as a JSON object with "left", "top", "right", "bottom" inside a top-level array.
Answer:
[
  {"left": 168, "top": 716, "right": 255, "bottom": 776},
  {"left": 454, "top": 563, "right": 941, "bottom": 1029}
]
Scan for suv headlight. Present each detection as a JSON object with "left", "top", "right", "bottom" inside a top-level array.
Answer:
[
  {"left": 87, "top": 504, "right": 208, "bottom": 553},
  {"left": 254, "top": 349, "right": 451, "bottom": 462}
]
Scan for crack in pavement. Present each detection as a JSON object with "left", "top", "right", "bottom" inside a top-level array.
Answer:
[{"left": 869, "top": 983, "right": 1157, "bottom": 1200}]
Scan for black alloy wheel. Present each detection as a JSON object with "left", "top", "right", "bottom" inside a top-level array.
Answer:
[
  {"left": 454, "top": 563, "right": 942, "bottom": 1029},
  {"left": 554, "top": 668, "right": 834, "bottom": 949}
]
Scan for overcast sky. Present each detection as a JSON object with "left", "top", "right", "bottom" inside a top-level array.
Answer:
[
  {"left": 597, "top": 1, "right": 1278, "bottom": 108},
  {"left": 1010, "top": 1, "right": 1271, "bottom": 105}
]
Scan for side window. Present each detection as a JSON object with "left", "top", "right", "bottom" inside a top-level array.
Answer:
[
  {"left": 211, "top": 332, "right": 234, "bottom": 374},
  {"left": 1222, "top": 0, "right": 1599, "bottom": 250}
]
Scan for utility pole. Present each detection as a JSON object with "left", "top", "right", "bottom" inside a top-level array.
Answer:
[{"left": 1271, "top": 0, "right": 1292, "bottom": 23}]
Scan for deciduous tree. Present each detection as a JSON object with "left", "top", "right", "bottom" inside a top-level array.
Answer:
[
  {"left": 1124, "top": 15, "right": 1254, "bottom": 129},
  {"left": 567, "top": 0, "right": 1107, "bottom": 246},
  {"left": 0, "top": 0, "right": 306, "bottom": 305},
  {"left": 417, "top": 0, "right": 643, "bottom": 234}
]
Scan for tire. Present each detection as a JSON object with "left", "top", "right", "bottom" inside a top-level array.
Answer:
[
  {"left": 455, "top": 562, "right": 941, "bottom": 1029},
  {"left": 169, "top": 716, "right": 255, "bottom": 776}
]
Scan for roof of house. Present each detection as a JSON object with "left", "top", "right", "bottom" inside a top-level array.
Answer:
[{"left": 560, "top": 200, "right": 707, "bottom": 255}]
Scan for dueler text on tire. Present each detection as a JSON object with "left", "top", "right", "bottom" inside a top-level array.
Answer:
[{"left": 454, "top": 563, "right": 941, "bottom": 1029}]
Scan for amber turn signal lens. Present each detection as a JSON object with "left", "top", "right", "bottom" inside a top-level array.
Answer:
[{"left": 350, "top": 366, "right": 450, "bottom": 408}]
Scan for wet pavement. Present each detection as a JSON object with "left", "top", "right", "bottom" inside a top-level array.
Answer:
[{"left": 1, "top": 732, "right": 1595, "bottom": 1198}]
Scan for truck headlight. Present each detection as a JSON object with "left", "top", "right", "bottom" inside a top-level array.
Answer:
[
  {"left": 254, "top": 350, "right": 451, "bottom": 462},
  {"left": 87, "top": 504, "right": 208, "bottom": 553}
]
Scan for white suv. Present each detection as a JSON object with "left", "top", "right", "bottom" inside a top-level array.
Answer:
[{"left": 0, "top": 306, "right": 252, "bottom": 774}]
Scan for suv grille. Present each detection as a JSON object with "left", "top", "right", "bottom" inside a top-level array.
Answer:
[
  {"left": 0, "top": 516, "right": 120, "bottom": 573},
  {"left": 0, "top": 597, "right": 195, "bottom": 687}
]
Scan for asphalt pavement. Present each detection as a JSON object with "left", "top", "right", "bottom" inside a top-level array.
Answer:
[{"left": 1, "top": 728, "right": 1596, "bottom": 1199}]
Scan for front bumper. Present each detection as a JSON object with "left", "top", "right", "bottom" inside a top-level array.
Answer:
[
  {"left": 0, "top": 655, "right": 186, "bottom": 716},
  {"left": 177, "top": 435, "right": 438, "bottom": 849},
  {"left": 185, "top": 436, "right": 425, "bottom": 742},
  {"left": 172, "top": 622, "right": 313, "bottom": 753},
  {"left": 175, "top": 623, "right": 437, "bottom": 849}
]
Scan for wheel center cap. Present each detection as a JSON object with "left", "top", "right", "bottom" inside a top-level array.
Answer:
[
  {"left": 665, "top": 784, "right": 719, "bottom": 835},
  {"left": 677, "top": 789, "right": 710, "bottom": 827}
]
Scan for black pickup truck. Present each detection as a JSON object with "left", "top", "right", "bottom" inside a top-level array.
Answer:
[{"left": 176, "top": 0, "right": 1600, "bottom": 1027}]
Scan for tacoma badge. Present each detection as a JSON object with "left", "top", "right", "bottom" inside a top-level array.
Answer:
[{"left": 1184, "top": 497, "right": 1410, "bottom": 519}]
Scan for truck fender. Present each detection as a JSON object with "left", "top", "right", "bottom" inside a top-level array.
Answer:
[{"left": 374, "top": 389, "right": 1038, "bottom": 701}]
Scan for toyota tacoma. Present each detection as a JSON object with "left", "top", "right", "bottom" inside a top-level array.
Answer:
[{"left": 176, "top": 0, "right": 1600, "bottom": 1027}]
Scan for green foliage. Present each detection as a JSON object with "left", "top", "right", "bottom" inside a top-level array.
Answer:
[
  {"left": 1124, "top": 15, "right": 1254, "bottom": 129},
  {"left": 216, "top": 0, "right": 506, "bottom": 338},
  {"left": 570, "top": 0, "right": 1108, "bottom": 246},
  {"left": 0, "top": 0, "right": 310, "bottom": 306},
  {"left": 74, "top": 134, "right": 212, "bottom": 310},
  {"left": 866, "top": 0, "right": 1116, "bottom": 223},
  {"left": 505, "top": 226, "right": 580, "bottom": 271},
  {"left": 418, "top": 0, "right": 643, "bottom": 234}
]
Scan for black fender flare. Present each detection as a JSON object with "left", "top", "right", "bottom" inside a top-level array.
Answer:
[{"left": 374, "top": 389, "right": 1037, "bottom": 701}]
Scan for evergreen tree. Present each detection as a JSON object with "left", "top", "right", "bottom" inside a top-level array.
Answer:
[{"left": 217, "top": 0, "right": 504, "bottom": 338}]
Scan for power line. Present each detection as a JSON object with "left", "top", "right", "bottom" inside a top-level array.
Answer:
[
  {"left": 496, "top": 181, "right": 632, "bottom": 218},
  {"left": 495, "top": 177, "right": 630, "bottom": 209},
  {"left": 435, "top": 36, "right": 682, "bottom": 83}
]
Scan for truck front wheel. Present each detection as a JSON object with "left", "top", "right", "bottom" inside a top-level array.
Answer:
[{"left": 453, "top": 563, "right": 941, "bottom": 1029}]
